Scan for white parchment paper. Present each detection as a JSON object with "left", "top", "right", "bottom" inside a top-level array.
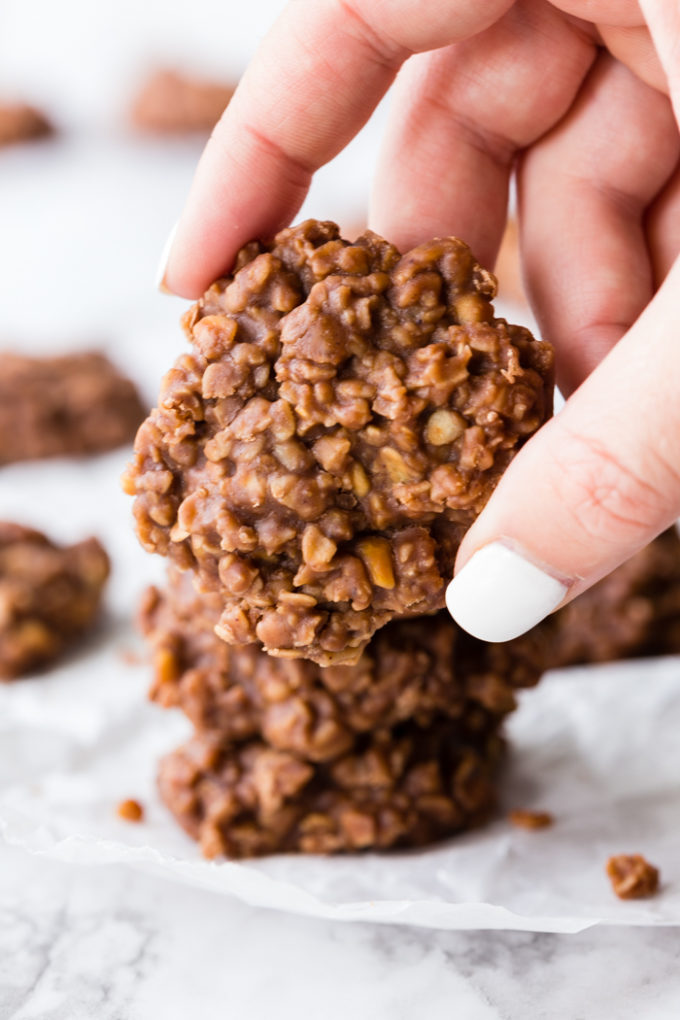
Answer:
[
  {"left": 2, "top": 452, "right": 680, "bottom": 933},
  {"left": 6, "top": 0, "right": 677, "bottom": 937}
]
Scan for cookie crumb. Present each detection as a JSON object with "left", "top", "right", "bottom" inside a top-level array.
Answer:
[
  {"left": 117, "top": 798, "right": 144, "bottom": 823},
  {"left": 606, "top": 854, "right": 659, "bottom": 899},
  {"left": 508, "top": 808, "right": 553, "bottom": 830}
]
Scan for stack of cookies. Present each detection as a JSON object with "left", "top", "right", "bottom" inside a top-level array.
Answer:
[
  {"left": 139, "top": 568, "right": 544, "bottom": 856},
  {"left": 126, "top": 220, "right": 555, "bottom": 858}
]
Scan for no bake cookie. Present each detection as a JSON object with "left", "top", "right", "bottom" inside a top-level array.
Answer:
[
  {"left": 0, "top": 102, "right": 52, "bottom": 147},
  {"left": 0, "top": 522, "right": 110, "bottom": 678},
  {"left": 140, "top": 567, "right": 542, "bottom": 761},
  {"left": 158, "top": 718, "right": 503, "bottom": 858},
  {"left": 0, "top": 351, "right": 146, "bottom": 464},
  {"left": 535, "top": 528, "right": 680, "bottom": 671},
  {"left": 127, "top": 219, "right": 553, "bottom": 664},
  {"left": 130, "top": 69, "right": 234, "bottom": 134}
]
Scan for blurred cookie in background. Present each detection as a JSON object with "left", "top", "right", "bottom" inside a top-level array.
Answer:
[
  {"left": 0, "top": 522, "right": 110, "bottom": 679},
  {"left": 0, "top": 350, "right": 146, "bottom": 465},
  {"left": 130, "top": 68, "right": 235, "bottom": 134},
  {"left": 0, "top": 101, "right": 53, "bottom": 147}
]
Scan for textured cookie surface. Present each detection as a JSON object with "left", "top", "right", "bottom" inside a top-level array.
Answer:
[
  {"left": 127, "top": 219, "right": 553, "bottom": 664},
  {"left": 158, "top": 720, "right": 503, "bottom": 858},
  {"left": 140, "top": 567, "right": 542, "bottom": 761}
]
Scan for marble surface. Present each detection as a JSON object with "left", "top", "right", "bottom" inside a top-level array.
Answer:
[{"left": 1, "top": 842, "right": 679, "bottom": 1020}]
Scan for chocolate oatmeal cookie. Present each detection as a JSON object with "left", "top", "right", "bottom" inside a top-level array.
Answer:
[
  {"left": 158, "top": 718, "right": 503, "bottom": 857},
  {"left": 126, "top": 220, "right": 553, "bottom": 665},
  {"left": 0, "top": 102, "right": 52, "bottom": 146},
  {"left": 130, "top": 69, "right": 234, "bottom": 134},
  {"left": 140, "top": 568, "right": 542, "bottom": 761},
  {"left": 0, "top": 522, "right": 110, "bottom": 678},
  {"left": 0, "top": 351, "right": 146, "bottom": 464},
  {"left": 535, "top": 529, "right": 680, "bottom": 671}
]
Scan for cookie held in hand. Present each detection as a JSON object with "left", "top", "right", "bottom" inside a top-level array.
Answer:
[{"left": 126, "top": 220, "right": 553, "bottom": 664}]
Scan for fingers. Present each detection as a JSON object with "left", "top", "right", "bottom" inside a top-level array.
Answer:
[
  {"left": 162, "top": 0, "right": 514, "bottom": 298},
  {"left": 638, "top": 1, "right": 680, "bottom": 284},
  {"left": 370, "top": 1, "right": 595, "bottom": 267},
  {"left": 518, "top": 53, "right": 679, "bottom": 395},
  {"left": 553, "top": 0, "right": 644, "bottom": 26},
  {"left": 162, "top": 2, "right": 401, "bottom": 297},
  {"left": 597, "top": 22, "right": 666, "bottom": 94},
  {"left": 446, "top": 253, "right": 680, "bottom": 642},
  {"left": 369, "top": 49, "right": 511, "bottom": 267},
  {"left": 639, "top": 0, "right": 680, "bottom": 119},
  {"left": 647, "top": 159, "right": 680, "bottom": 286}
]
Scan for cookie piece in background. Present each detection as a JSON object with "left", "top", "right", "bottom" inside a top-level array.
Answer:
[
  {"left": 0, "top": 522, "right": 110, "bottom": 679},
  {"left": 130, "top": 69, "right": 235, "bottom": 134},
  {"left": 0, "top": 102, "right": 52, "bottom": 147},
  {"left": 0, "top": 350, "right": 146, "bottom": 465},
  {"left": 126, "top": 219, "right": 553, "bottom": 666},
  {"left": 532, "top": 528, "right": 680, "bottom": 670}
]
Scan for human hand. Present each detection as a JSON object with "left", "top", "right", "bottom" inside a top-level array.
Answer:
[{"left": 158, "top": 0, "right": 680, "bottom": 641}]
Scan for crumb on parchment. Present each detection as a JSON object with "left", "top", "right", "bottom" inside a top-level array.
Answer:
[
  {"left": 508, "top": 809, "right": 554, "bottom": 830},
  {"left": 606, "top": 854, "right": 659, "bottom": 899},
  {"left": 117, "top": 799, "right": 145, "bottom": 823}
]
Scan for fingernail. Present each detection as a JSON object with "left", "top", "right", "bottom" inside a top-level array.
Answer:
[
  {"left": 446, "top": 541, "right": 569, "bottom": 642},
  {"left": 155, "top": 222, "right": 178, "bottom": 293}
]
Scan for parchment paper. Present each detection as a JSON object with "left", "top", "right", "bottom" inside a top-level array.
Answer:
[{"left": 1, "top": 451, "right": 680, "bottom": 933}]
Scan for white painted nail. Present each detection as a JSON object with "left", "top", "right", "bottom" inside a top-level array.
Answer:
[
  {"left": 445, "top": 541, "right": 569, "bottom": 642},
  {"left": 155, "top": 221, "right": 179, "bottom": 292}
]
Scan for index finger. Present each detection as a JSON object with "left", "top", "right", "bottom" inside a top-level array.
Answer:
[{"left": 162, "top": 0, "right": 514, "bottom": 297}]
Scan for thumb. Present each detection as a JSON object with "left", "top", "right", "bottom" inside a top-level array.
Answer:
[{"left": 446, "top": 255, "right": 680, "bottom": 641}]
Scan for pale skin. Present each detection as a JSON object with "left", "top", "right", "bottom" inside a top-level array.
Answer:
[{"left": 159, "top": 0, "right": 680, "bottom": 631}]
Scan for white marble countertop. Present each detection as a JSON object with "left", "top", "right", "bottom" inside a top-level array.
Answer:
[{"left": 2, "top": 842, "right": 680, "bottom": 1020}]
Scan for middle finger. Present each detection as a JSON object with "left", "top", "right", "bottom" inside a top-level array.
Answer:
[{"left": 370, "top": 0, "right": 596, "bottom": 267}]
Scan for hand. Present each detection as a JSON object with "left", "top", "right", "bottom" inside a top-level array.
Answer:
[{"left": 159, "top": 0, "right": 680, "bottom": 641}]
